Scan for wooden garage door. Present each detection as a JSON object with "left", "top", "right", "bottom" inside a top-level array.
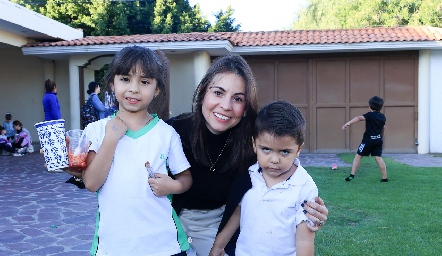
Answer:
[{"left": 246, "top": 52, "right": 418, "bottom": 153}]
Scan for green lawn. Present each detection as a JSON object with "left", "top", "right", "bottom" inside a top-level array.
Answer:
[{"left": 310, "top": 153, "right": 442, "bottom": 256}]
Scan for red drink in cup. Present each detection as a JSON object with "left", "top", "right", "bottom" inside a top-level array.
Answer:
[{"left": 66, "top": 129, "right": 89, "bottom": 169}]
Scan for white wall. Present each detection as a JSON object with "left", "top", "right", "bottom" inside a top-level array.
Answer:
[
  {"left": 429, "top": 50, "right": 442, "bottom": 153},
  {"left": 168, "top": 51, "right": 211, "bottom": 118},
  {"left": 0, "top": 48, "right": 72, "bottom": 142}
]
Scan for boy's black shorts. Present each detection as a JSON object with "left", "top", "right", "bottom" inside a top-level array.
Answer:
[{"left": 357, "top": 139, "right": 383, "bottom": 157}]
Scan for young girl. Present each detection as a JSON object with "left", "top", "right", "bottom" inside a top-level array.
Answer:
[
  {"left": 81, "top": 46, "right": 192, "bottom": 256},
  {"left": 210, "top": 101, "right": 318, "bottom": 256}
]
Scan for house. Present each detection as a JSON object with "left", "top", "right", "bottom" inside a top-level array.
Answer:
[{"left": 1, "top": 0, "right": 441, "bottom": 154}]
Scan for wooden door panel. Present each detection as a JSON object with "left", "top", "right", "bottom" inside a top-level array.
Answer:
[
  {"left": 383, "top": 106, "right": 416, "bottom": 152},
  {"left": 384, "top": 59, "right": 416, "bottom": 104},
  {"left": 316, "top": 60, "right": 346, "bottom": 104},
  {"left": 277, "top": 61, "right": 308, "bottom": 105},
  {"left": 249, "top": 62, "right": 275, "bottom": 108},
  {"left": 316, "top": 107, "right": 347, "bottom": 152},
  {"left": 349, "top": 59, "right": 381, "bottom": 103}
]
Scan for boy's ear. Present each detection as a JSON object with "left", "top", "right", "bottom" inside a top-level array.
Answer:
[{"left": 296, "top": 143, "right": 304, "bottom": 157}]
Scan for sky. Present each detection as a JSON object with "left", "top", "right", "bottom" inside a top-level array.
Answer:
[{"left": 188, "top": 0, "right": 308, "bottom": 32}]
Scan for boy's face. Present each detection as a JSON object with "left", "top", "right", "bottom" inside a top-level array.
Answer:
[{"left": 252, "top": 132, "right": 303, "bottom": 180}]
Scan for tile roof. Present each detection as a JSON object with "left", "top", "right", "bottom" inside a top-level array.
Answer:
[{"left": 25, "top": 26, "right": 442, "bottom": 48}]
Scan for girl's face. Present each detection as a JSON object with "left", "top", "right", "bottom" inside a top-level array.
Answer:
[
  {"left": 202, "top": 73, "right": 246, "bottom": 134},
  {"left": 253, "top": 132, "right": 303, "bottom": 181},
  {"left": 95, "top": 86, "right": 101, "bottom": 94},
  {"left": 13, "top": 124, "right": 21, "bottom": 131},
  {"left": 1, "top": 129, "right": 6, "bottom": 135},
  {"left": 112, "top": 67, "right": 160, "bottom": 114}
]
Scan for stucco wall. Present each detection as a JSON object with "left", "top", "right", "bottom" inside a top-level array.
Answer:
[
  {"left": 0, "top": 47, "right": 73, "bottom": 142},
  {"left": 168, "top": 51, "right": 210, "bottom": 118},
  {"left": 429, "top": 50, "right": 442, "bottom": 153}
]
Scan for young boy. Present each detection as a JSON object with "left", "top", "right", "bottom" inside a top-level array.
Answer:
[
  {"left": 342, "top": 96, "right": 388, "bottom": 182},
  {"left": 209, "top": 101, "right": 318, "bottom": 256}
]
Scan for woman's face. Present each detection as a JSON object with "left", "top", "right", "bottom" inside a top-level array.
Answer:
[
  {"left": 13, "top": 124, "right": 20, "bottom": 131},
  {"left": 202, "top": 73, "right": 246, "bottom": 134}
]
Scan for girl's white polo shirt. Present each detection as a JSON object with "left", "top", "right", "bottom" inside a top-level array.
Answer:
[{"left": 85, "top": 116, "right": 191, "bottom": 256}]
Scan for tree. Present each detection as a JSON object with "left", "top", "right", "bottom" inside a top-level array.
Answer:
[
  {"left": 292, "top": 0, "right": 442, "bottom": 30},
  {"left": 209, "top": 5, "right": 241, "bottom": 32},
  {"left": 11, "top": 0, "right": 212, "bottom": 36}
]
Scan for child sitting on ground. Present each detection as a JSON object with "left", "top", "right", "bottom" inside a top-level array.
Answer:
[
  {"left": 0, "top": 126, "right": 15, "bottom": 155},
  {"left": 11, "top": 120, "right": 33, "bottom": 156}
]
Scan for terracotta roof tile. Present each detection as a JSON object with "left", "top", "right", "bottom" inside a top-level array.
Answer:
[{"left": 25, "top": 26, "right": 442, "bottom": 48}]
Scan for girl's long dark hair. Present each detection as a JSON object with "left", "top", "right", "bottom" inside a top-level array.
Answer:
[
  {"left": 102, "top": 46, "right": 168, "bottom": 118},
  {"left": 191, "top": 55, "right": 258, "bottom": 174}
]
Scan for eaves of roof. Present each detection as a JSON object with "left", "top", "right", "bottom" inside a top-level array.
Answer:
[{"left": 21, "top": 26, "right": 442, "bottom": 58}]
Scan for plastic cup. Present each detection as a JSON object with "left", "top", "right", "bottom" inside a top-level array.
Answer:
[
  {"left": 34, "top": 119, "right": 69, "bottom": 171},
  {"left": 66, "top": 129, "right": 89, "bottom": 169}
]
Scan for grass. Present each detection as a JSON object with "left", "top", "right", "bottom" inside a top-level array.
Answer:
[{"left": 310, "top": 153, "right": 442, "bottom": 256}]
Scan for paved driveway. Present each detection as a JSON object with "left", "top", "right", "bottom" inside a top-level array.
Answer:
[{"left": 1, "top": 152, "right": 441, "bottom": 255}]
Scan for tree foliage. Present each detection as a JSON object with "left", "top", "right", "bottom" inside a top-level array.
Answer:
[
  {"left": 292, "top": 0, "right": 442, "bottom": 30},
  {"left": 209, "top": 6, "right": 241, "bottom": 32},
  {"left": 11, "top": 0, "right": 238, "bottom": 36}
]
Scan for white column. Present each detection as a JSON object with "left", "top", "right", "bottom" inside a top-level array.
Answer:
[
  {"left": 429, "top": 50, "right": 442, "bottom": 153},
  {"left": 68, "top": 56, "right": 88, "bottom": 130},
  {"left": 417, "top": 50, "right": 430, "bottom": 154},
  {"left": 193, "top": 51, "right": 211, "bottom": 90}
]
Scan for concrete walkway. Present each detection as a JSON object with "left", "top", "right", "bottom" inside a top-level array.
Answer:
[{"left": 0, "top": 152, "right": 440, "bottom": 255}]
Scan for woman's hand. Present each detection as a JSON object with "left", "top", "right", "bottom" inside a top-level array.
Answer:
[{"left": 303, "top": 196, "right": 328, "bottom": 232}]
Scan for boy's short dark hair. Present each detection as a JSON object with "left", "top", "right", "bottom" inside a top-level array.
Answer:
[
  {"left": 253, "top": 101, "right": 306, "bottom": 145},
  {"left": 369, "top": 96, "right": 384, "bottom": 111}
]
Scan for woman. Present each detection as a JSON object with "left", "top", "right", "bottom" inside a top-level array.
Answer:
[
  {"left": 168, "top": 55, "right": 328, "bottom": 256},
  {"left": 86, "top": 81, "right": 108, "bottom": 120},
  {"left": 42, "top": 79, "right": 61, "bottom": 121}
]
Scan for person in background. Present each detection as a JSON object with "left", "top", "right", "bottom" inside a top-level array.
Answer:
[
  {"left": 3, "top": 112, "right": 15, "bottom": 141},
  {"left": 342, "top": 96, "right": 388, "bottom": 182},
  {"left": 0, "top": 126, "right": 15, "bottom": 155},
  {"left": 42, "top": 79, "right": 61, "bottom": 121},
  {"left": 210, "top": 101, "right": 318, "bottom": 256},
  {"left": 167, "top": 55, "right": 328, "bottom": 256},
  {"left": 11, "top": 120, "right": 32, "bottom": 156},
  {"left": 86, "top": 81, "right": 108, "bottom": 120},
  {"left": 104, "top": 90, "right": 116, "bottom": 117}
]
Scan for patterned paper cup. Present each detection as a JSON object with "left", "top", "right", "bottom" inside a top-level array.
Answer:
[{"left": 35, "top": 119, "right": 69, "bottom": 171}]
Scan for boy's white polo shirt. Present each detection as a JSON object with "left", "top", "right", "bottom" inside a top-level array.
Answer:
[
  {"left": 85, "top": 116, "right": 190, "bottom": 256},
  {"left": 236, "top": 160, "right": 318, "bottom": 256}
]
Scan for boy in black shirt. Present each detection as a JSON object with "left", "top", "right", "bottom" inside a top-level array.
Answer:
[{"left": 342, "top": 96, "right": 388, "bottom": 182}]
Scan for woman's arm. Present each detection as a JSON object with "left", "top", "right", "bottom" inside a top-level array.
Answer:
[
  {"left": 209, "top": 205, "right": 241, "bottom": 256},
  {"left": 303, "top": 196, "right": 328, "bottom": 232},
  {"left": 91, "top": 94, "right": 106, "bottom": 112}
]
